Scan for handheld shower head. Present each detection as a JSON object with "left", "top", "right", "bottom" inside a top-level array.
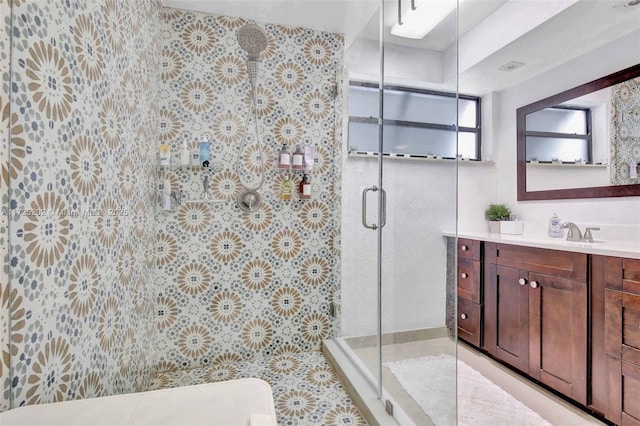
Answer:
[
  {"left": 237, "top": 24, "right": 268, "bottom": 60},
  {"left": 238, "top": 24, "right": 268, "bottom": 89}
]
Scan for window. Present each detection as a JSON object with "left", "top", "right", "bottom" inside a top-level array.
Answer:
[
  {"left": 347, "top": 82, "right": 481, "bottom": 160},
  {"left": 525, "top": 106, "right": 592, "bottom": 163}
]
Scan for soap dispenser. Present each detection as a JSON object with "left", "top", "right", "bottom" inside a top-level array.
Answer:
[{"left": 548, "top": 213, "right": 562, "bottom": 238}]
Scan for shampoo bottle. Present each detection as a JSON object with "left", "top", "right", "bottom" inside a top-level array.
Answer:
[
  {"left": 278, "top": 145, "right": 291, "bottom": 169},
  {"left": 292, "top": 145, "right": 304, "bottom": 169},
  {"left": 548, "top": 213, "right": 562, "bottom": 238},
  {"left": 199, "top": 136, "right": 211, "bottom": 167},
  {"left": 299, "top": 174, "right": 311, "bottom": 199},
  {"left": 280, "top": 176, "right": 292, "bottom": 201}
]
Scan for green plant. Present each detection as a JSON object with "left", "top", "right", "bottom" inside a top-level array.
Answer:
[{"left": 485, "top": 203, "right": 512, "bottom": 221}]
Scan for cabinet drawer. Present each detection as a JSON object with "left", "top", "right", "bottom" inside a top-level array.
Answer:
[
  {"left": 622, "top": 292, "right": 640, "bottom": 365},
  {"left": 624, "top": 259, "right": 640, "bottom": 295},
  {"left": 606, "top": 290, "right": 640, "bottom": 362},
  {"left": 492, "top": 243, "right": 587, "bottom": 282},
  {"left": 457, "top": 258, "right": 481, "bottom": 303},
  {"left": 607, "top": 258, "right": 640, "bottom": 295},
  {"left": 458, "top": 297, "right": 482, "bottom": 347},
  {"left": 458, "top": 238, "right": 481, "bottom": 261}
]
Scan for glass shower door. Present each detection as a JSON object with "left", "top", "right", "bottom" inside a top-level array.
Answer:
[
  {"left": 337, "top": 0, "right": 459, "bottom": 423},
  {"left": 376, "top": 0, "right": 459, "bottom": 424}
]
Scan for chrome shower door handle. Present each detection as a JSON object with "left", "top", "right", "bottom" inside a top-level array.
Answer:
[
  {"left": 362, "top": 186, "right": 378, "bottom": 230},
  {"left": 361, "top": 186, "right": 387, "bottom": 230},
  {"left": 380, "top": 187, "right": 387, "bottom": 229}
]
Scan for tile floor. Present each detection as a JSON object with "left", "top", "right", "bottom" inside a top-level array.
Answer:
[{"left": 148, "top": 351, "right": 367, "bottom": 425}]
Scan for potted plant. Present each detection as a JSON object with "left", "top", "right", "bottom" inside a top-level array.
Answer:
[{"left": 485, "top": 203, "right": 511, "bottom": 233}]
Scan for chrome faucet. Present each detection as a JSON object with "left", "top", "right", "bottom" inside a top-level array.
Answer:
[
  {"left": 561, "top": 222, "right": 601, "bottom": 242},
  {"left": 561, "top": 222, "right": 582, "bottom": 241}
]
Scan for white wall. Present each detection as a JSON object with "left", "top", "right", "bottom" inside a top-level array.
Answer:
[
  {"left": 341, "top": 36, "right": 459, "bottom": 337},
  {"left": 340, "top": 156, "right": 456, "bottom": 337}
]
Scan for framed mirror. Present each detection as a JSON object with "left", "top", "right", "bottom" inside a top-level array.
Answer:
[{"left": 517, "top": 63, "right": 640, "bottom": 201}]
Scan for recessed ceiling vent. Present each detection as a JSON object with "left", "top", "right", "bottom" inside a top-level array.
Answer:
[
  {"left": 498, "top": 61, "right": 525, "bottom": 72},
  {"left": 613, "top": 0, "right": 640, "bottom": 11}
]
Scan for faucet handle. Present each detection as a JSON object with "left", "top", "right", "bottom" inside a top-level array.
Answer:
[{"left": 583, "top": 227, "right": 600, "bottom": 243}]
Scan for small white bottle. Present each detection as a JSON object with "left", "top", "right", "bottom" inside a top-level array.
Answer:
[
  {"left": 159, "top": 144, "right": 171, "bottom": 166},
  {"left": 548, "top": 213, "right": 562, "bottom": 238},
  {"left": 181, "top": 141, "right": 190, "bottom": 166}
]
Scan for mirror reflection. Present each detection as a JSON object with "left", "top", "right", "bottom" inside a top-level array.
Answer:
[
  {"left": 525, "top": 76, "right": 639, "bottom": 192},
  {"left": 517, "top": 64, "right": 640, "bottom": 199}
]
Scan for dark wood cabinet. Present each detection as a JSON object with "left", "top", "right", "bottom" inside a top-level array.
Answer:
[
  {"left": 483, "top": 243, "right": 587, "bottom": 405},
  {"left": 457, "top": 239, "right": 639, "bottom": 425},
  {"left": 604, "top": 258, "right": 640, "bottom": 425},
  {"left": 456, "top": 238, "right": 483, "bottom": 347}
]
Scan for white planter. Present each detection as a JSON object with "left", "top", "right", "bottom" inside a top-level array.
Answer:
[
  {"left": 500, "top": 221, "right": 524, "bottom": 235},
  {"left": 487, "top": 221, "right": 500, "bottom": 234}
]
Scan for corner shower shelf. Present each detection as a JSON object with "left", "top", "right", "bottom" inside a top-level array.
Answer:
[
  {"left": 156, "top": 164, "right": 222, "bottom": 171},
  {"left": 183, "top": 198, "right": 226, "bottom": 204}
]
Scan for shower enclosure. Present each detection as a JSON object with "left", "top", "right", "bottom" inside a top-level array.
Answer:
[
  {"left": 328, "top": 1, "right": 460, "bottom": 424},
  {"left": 1, "top": 0, "right": 462, "bottom": 422}
]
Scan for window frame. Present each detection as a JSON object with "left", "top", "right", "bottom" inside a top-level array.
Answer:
[
  {"left": 348, "top": 81, "right": 482, "bottom": 160},
  {"left": 524, "top": 105, "right": 593, "bottom": 163}
]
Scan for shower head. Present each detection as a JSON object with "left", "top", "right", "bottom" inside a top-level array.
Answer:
[{"left": 237, "top": 24, "right": 268, "bottom": 61}]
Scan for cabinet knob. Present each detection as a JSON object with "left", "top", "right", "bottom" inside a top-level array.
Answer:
[
  {"left": 461, "top": 245, "right": 468, "bottom": 251},
  {"left": 461, "top": 272, "right": 468, "bottom": 279},
  {"left": 530, "top": 281, "right": 539, "bottom": 289},
  {"left": 518, "top": 278, "right": 527, "bottom": 286},
  {"left": 460, "top": 313, "right": 468, "bottom": 320}
]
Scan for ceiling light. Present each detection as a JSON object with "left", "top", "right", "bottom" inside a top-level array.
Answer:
[
  {"left": 391, "top": 0, "right": 466, "bottom": 40},
  {"left": 613, "top": 0, "right": 640, "bottom": 11},
  {"left": 498, "top": 61, "right": 525, "bottom": 72}
]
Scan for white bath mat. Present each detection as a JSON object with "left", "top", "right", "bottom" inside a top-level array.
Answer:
[{"left": 385, "top": 354, "right": 552, "bottom": 426}]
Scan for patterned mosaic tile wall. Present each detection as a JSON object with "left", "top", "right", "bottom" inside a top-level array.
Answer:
[
  {"left": 154, "top": 9, "right": 344, "bottom": 370},
  {"left": 610, "top": 77, "right": 640, "bottom": 185},
  {"left": 6, "top": 0, "right": 162, "bottom": 408},
  {"left": 0, "top": 0, "right": 10, "bottom": 413}
]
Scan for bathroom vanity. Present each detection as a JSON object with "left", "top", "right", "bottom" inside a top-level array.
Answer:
[{"left": 452, "top": 235, "right": 640, "bottom": 425}]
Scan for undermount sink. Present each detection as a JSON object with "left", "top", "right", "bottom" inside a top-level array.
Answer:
[{"left": 561, "top": 239, "right": 606, "bottom": 247}]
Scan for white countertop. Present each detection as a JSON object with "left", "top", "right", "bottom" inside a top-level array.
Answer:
[
  {"left": 0, "top": 379, "right": 277, "bottom": 426},
  {"left": 444, "top": 231, "right": 640, "bottom": 260}
]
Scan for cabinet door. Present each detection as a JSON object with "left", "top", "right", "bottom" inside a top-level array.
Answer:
[
  {"left": 484, "top": 263, "right": 530, "bottom": 373},
  {"left": 528, "top": 272, "right": 587, "bottom": 405},
  {"left": 621, "top": 361, "right": 640, "bottom": 426},
  {"left": 607, "top": 355, "right": 640, "bottom": 426}
]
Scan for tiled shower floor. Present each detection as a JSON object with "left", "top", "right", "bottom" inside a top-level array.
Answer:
[{"left": 148, "top": 351, "right": 367, "bottom": 425}]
